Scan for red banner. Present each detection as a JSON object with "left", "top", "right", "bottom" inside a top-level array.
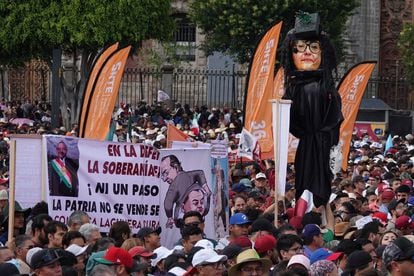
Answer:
[
  {"left": 82, "top": 46, "right": 132, "bottom": 140},
  {"left": 338, "top": 62, "right": 376, "bottom": 170},
  {"left": 244, "top": 21, "right": 282, "bottom": 155}
]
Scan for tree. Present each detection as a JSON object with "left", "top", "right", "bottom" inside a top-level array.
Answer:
[
  {"left": 190, "top": 0, "right": 359, "bottom": 64},
  {"left": 0, "top": 0, "right": 173, "bottom": 127},
  {"left": 399, "top": 22, "right": 414, "bottom": 83}
]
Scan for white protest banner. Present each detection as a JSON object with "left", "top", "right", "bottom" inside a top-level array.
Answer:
[
  {"left": 171, "top": 141, "right": 211, "bottom": 149},
  {"left": 11, "top": 135, "right": 43, "bottom": 208},
  {"left": 210, "top": 140, "right": 229, "bottom": 239},
  {"left": 44, "top": 135, "right": 161, "bottom": 232},
  {"left": 237, "top": 128, "right": 258, "bottom": 160},
  {"left": 159, "top": 149, "right": 213, "bottom": 248}
]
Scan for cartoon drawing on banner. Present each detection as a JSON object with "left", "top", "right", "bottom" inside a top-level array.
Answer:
[
  {"left": 213, "top": 157, "right": 227, "bottom": 236},
  {"left": 47, "top": 138, "right": 79, "bottom": 197},
  {"left": 160, "top": 154, "right": 211, "bottom": 228}
]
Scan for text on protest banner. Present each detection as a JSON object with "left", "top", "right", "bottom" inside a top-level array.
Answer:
[{"left": 44, "top": 135, "right": 161, "bottom": 232}]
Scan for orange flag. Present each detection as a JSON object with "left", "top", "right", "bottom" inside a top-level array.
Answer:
[
  {"left": 166, "top": 124, "right": 192, "bottom": 148},
  {"left": 79, "top": 43, "right": 119, "bottom": 137},
  {"left": 82, "top": 46, "right": 132, "bottom": 140},
  {"left": 338, "top": 61, "right": 376, "bottom": 170},
  {"left": 244, "top": 21, "right": 282, "bottom": 155}
]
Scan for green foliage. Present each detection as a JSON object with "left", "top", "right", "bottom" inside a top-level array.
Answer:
[
  {"left": 399, "top": 23, "right": 414, "bottom": 83},
  {"left": 190, "top": 0, "right": 359, "bottom": 63},
  {"left": 0, "top": 0, "right": 174, "bottom": 66}
]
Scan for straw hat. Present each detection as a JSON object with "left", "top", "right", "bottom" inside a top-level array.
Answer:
[{"left": 228, "top": 249, "right": 271, "bottom": 276}]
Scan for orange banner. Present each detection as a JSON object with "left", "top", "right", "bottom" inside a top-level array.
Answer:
[
  {"left": 79, "top": 43, "right": 119, "bottom": 137},
  {"left": 338, "top": 62, "right": 376, "bottom": 170},
  {"left": 82, "top": 46, "right": 132, "bottom": 140},
  {"left": 166, "top": 124, "right": 191, "bottom": 148},
  {"left": 244, "top": 21, "right": 282, "bottom": 155}
]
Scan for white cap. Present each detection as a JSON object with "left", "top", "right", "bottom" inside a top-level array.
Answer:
[
  {"left": 26, "top": 247, "right": 43, "bottom": 265},
  {"left": 287, "top": 254, "right": 310, "bottom": 270},
  {"left": 192, "top": 248, "right": 227, "bottom": 267},
  {"left": 194, "top": 239, "right": 214, "bottom": 250},
  {"left": 168, "top": 266, "right": 187, "bottom": 275},
  {"left": 255, "top": 172, "right": 267, "bottom": 180},
  {"left": 66, "top": 244, "right": 89, "bottom": 256},
  {"left": 156, "top": 134, "right": 166, "bottom": 141},
  {"left": 151, "top": 246, "right": 173, "bottom": 267},
  {"left": 0, "top": 190, "right": 8, "bottom": 200}
]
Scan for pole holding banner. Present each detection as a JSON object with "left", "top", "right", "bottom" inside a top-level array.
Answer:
[
  {"left": 8, "top": 140, "right": 16, "bottom": 244},
  {"left": 271, "top": 99, "right": 292, "bottom": 226}
]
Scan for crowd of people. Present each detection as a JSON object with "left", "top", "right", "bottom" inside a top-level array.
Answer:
[{"left": 0, "top": 99, "right": 413, "bottom": 275}]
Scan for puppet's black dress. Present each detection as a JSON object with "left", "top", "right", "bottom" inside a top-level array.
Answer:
[{"left": 283, "top": 71, "right": 343, "bottom": 207}]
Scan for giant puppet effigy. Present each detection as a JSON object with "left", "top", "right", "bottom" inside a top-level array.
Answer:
[{"left": 280, "top": 13, "right": 344, "bottom": 211}]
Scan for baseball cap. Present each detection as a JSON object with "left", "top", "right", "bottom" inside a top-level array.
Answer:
[
  {"left": 194, "top": 239, "right": 215, "bottom": 250},
  {"left": 239, "top": 178, "right": 252, "bottom": 188},
  {"left": 232, "top": 183, "right": 247, "bottom": 193},
  {"left": 383, "top": 237, "right": 414, "bottom": 268},
  {"left": 151, "top": 246, "right": 173, "bottom": 267},
  {"left": 128, "top": 246, "right": 155, "bottom": 258},
  {"left": 287, "top": 254, "right": 311, "bottom": 270},
  {"left": 192, "top": 248, "right": 227, "bottom": 267},
  {"left": 221, "top": 244, "right": 243, "bottom": 260},
  {"left": 285, "top": 183, "right": 295, "bottom": 192},
  {"left": 372, "top": 212, "right": 388, "bottom": 225},
  {"left": 395, "top": 215, "right": 414, "bottom": 230},
  {"left": 254, "top": 234, "right": 276, "bottom": 253},
  {"left": 310, "top": 248, "right": 332, "bottom": 264},
  {"left": 381, "top": 190, "right": 395, "bottom": 201},
  {"left": 136, "top": 226, "right": 162, "bottom": 239},
  {"left": 302, "top": 224, "right": 327, "bottom": 240},
  {"left": 229, "top": 213, "right": 250, "bottom": 225},
  {"left": 345, "top": 250, "right": 372, "bottom": 271},
  {"left": 26, "top": 247, "right": 43, "bottom": 265},
  {"left": 95, "top": 246, "right": 133, "bottom": 269},
  {"left": 30, "top": 248, "right": 62, "bottom": 270},
  {"left": 255, "top": 172, "right": 267, "bottom": 180},
  {"left": 0, "top": 263, "right": 20, "bottom": 276},
  {"left": 65, "top": 244, "right": 89, "bottom": 257},
  {"left": 229, "top": 236, "right": 251, "bottom": 248}
]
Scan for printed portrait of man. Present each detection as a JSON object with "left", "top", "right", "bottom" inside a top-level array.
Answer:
[
  {"left": 160, "top": 154, "right": 211, "bottom": 228},
  {"left": 48, "top": 140, "right": 79, "bottom": 197}
]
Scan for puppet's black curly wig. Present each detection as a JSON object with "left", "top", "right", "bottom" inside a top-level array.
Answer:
[{"left": 280, "top": 31, "right": 338, "bottom": 90}]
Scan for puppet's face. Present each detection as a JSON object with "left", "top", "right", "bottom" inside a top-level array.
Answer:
[{"left": 292, "top": 40, "right": 321, "bottom": 71}]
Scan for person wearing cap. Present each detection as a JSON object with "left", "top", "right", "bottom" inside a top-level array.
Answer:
[
  {"left": 65, "top": 244, "right": 88, "bottom": 274},
  {"left": 221, "top": 244, "right": 243, "bottom": 271},
  {"left": 383, "top": 236, "right": 414, "bottom": 275},
  {"left": 151, "top": 246, "right": 173, "bottom": 275},
  {"left": 30, "top": 248, "right": 63, "bottom": 276},
  {"left": 302, "top": 224, "right": 326, "bottom": 258},
  {"left": 254, "top": 234, "right": 277, "bottom": 264},
  {"left": 395, "top": 216, "right": 414, "bottom": 235},
  {"left": 191, "top": 248, "right": 227, "bottom": 276},
  {"left": 136, "top": 227, "right": 161, "bottom": 252},
  {"left": 252, "top": 172, "right": 270, "bottom": 197},
  {"left": 129, "top": 245, "right": 155, "bottom": 271},
  {"left": 342, "top": 250, "right": 373, "bottom": 276},
  {"left": 95, "top": 246, "right": 142, "bottom": 276},
  {"left": 388, "top": 199, "right": 407, "bottom": 226},
  {"left": 227, "top": 248, "right": 270, "bottom": 276},
  {"left": 286, "top": 254, "right": 311, "bottom": 274},
  {"left": 216, "top": 213, "right": 251, "bottom": 250},
  {"left": 0, "top": 201, "right": 31, "bottom": 246},
  {"left": 379, "top": 189, "right": 396, "bottom": 214}
]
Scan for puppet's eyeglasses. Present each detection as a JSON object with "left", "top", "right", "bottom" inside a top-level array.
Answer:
[{"left": 293, "top": 40, "right": 321, "bottom": 54}]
